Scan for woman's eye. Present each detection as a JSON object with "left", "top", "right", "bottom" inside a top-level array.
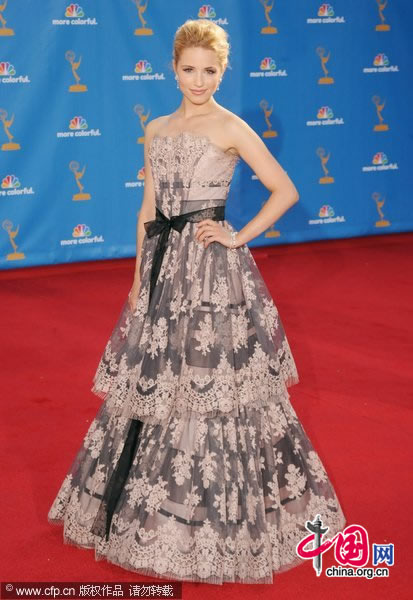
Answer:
[{"left": 182, "top": 68, "right": 216, "bottom": 74}]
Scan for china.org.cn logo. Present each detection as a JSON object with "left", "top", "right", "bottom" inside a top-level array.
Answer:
[{"left": 296, "top": 514, "right": 394, "bottom": 579}]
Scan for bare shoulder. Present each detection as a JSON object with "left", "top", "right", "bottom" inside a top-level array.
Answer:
[
  {"left": 221, "top": 111, "right": 299, "bottom": 199},
  {"left": 223, "top": 113, "right": 264, "bottom": 150},
  {"left": 212, "top": 109, "right": 259, "bottom": 156},
  {"left": 223, "top": 111, "right": 278, "bottom": 161},
  {"left": 145, "top": 115, "right": 170, "bottom": 141}
]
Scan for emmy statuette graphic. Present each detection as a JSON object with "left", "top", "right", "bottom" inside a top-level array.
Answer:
[
  {"left": 373, "top": 192, "right": 390, "bottom": 227},
  {"left": 376, "top": 0, "right": 391, "bottom": 31},
  {"left": 259, "top": 100, "right": 278, "bottom": 138},
  {"left": 132, "top": 0, "right": 153, "bottom": 36},
  {"left": 2, "top": 219, "right": 25, "bottom": 260},
  {"left": 66, "top": 51, "right": 88, "bottom": 92},
  {"left": 134, "top": 104, "right": 151, "bottom": 144},
  {"left": 317, "top": 147, "right": 335, "bottom": 184},
  {"left": 70, "top": 161, "right": 91, "bottom": 201},
  {"left": 260, "top": 0, "right": 278, "bottom": 34},
  {"left": 0, "top": 108, "right": 20, "bottom": 150},
  {"left": 372, "top": 95, "right": 389, "bottom": 131},
  {"left": 317, "top": 47, "right": 334, "bottom": 85},
  {"left": 0, "top": 0, "right": 14, "bottom": 36}
]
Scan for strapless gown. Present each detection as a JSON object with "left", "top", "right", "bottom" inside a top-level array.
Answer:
[{"left": 47, "top": 130, "right": 346, "bottom": 584}]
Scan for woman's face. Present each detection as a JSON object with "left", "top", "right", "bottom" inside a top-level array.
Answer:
[{"left": 175, "top": 46, "right": 222, "bottom": 103}]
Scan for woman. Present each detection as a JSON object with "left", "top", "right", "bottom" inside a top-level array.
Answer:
[{"left": 48, "top": 18, "right": 346, "bottom": 584}]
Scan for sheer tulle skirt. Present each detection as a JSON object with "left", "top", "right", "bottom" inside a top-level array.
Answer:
[
  {"left": 48, "top": 219, "right": 346, "bottom": 584},
  {"left": 90, "top": 220, "right": 300, "bottom": 425},
  {"left": 48, "top": 392, "right": 346, "bottom": 584}
]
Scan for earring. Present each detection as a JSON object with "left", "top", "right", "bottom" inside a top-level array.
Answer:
[
  {"left": 217, "top": 78, "right": 222, "bottom": 91},
  {"left": 175, "top": 74, "right": 179, "bottom": 88}
]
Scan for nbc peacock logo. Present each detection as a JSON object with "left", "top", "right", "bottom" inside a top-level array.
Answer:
[
  {"left": 307, "top": 105, "right": 344, "bottom": 126},
  {"left": 56, "top": 115, "right": 101, "bottom": 138},
  {"left": 319, "top": 205, "right": 334, "bottom": 217},
  {"left": 122, "top": 59, "right": 165, "bottom": 82},
  {"left": 373, "top": 152, "right": 388, "bottom": 166},
  {"left": 60, "top": 223, "right": 104, "bottom": 246},
  {"left": 135, "top": 60, "right": 152, "bottom": 74},
  {"left": 250, "top": 56, "right": 287, "bottom": 78},
  {"left": 2, "top": 174, "right": 20, "bottom": 189},
  {"left": 363, "top": 53, "right": 399, "bottom": 73},
  {"left": 374, "top": 54, "right": 389, "bottom": 67},
  {"left": 70, "top": 116, "right": 87, "bottom": 130},
  {"left": 73, "top": 223, "right": 91, "bottom": 237},
  {"left": 319, "top": 4, "right": 334, "bottom": 17},
  {"left": 307, "top": 3, "right": 345, "bottom": 24},
  {"left": 308, "top": 204, "right": 346, "bottom": 225},
  {"left": 65, "top": 3, "right": 84, "bottom": 17},
  {"left": 52, "top": 3, "right": 97, "bottom": 26},
  {"left": 261, "top": 57, "right": 275, "bottom": 71},
  {"left": 0, "top": 61, "right": 30, "bottom": 85},
  {"left": 1, "top": 174, "right": 34, "bottom": 197},
  {"left": 199, "top": 4, "right": 215, "bottom": 18},
  {"left": 125, "top": 165, "right": 145, "bottom": 189},
  {"left": 0, "top": 62, "right": 15, "bottom": 76},
  {"left": 198, "top": 4, "right": 228, "bottom": 26},
  {"left": 318, "top": 106, "right": 334, "bottom": 119},
  {"left": 362, "top": 151, "right": 398, "bottom": 172}
]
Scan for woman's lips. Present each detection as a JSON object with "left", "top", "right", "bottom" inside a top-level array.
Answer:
[{"left": 190, "top": 89, "right": 206, "bottom": 95}]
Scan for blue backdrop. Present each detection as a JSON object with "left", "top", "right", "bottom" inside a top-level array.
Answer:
[{"left": 1, "top": 1, "right": 412, "bottom": 269}]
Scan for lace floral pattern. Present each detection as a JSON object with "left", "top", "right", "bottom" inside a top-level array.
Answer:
[
  {"left": 48, "top": 398, "right": 346, "bottom": 584},
  {"left": 48, "top": 131, "right": 346, "bottom": 584}
]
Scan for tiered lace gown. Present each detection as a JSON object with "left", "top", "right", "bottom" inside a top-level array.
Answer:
[{"left": 47, "top": 130, "right": 346, "bottom": 585}]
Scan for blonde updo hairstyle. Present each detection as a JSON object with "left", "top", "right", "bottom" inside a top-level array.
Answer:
[{"left": 172, "top": 18, "right": 230, "bottom": 76}]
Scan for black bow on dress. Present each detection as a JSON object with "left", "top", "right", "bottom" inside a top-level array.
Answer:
[{"left": 144, "top": 205, "right": 225, "bottom": 305}]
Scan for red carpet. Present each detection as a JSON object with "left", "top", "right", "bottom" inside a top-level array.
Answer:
[{"left": 1, "top": 232, "right": 411, "bottom": 599}]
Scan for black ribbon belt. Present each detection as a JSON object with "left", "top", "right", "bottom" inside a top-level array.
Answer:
[
  {"left": 144, "top": 205, "right": 225, "bottom": 304},
  {"left": 103, "top": 418, "right": 143, "bottom": 541}
]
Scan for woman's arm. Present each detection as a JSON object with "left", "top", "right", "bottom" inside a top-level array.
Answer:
[
  {"left": 133, "top": 120, "right": 157, "bottom": 282},
  {"left": 227, "top": 116, "right": 299, "bottom": 247}
]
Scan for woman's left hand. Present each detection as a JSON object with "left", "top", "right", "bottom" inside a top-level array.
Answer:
[{"left": 195, "top": 219, "right": 233, "bottom": 249}]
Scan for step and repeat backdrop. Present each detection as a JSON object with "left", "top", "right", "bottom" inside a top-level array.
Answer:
[{"left": 1, "top": 1, "right": 412, "bottom": 269}]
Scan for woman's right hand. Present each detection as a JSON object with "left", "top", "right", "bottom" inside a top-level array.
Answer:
[{"left": 128, "top": 277, "right": 141, "bottom": 312}]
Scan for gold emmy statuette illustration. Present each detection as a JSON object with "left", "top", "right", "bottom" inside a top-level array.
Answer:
[
  {"left": 317, "top": 47, "right": 334, "bottom": 85},
  {"left": 0, "top": 108, "right": 20, "bottom": 151},
  {"left": 66, "top": 50, "right": 88, "bottom": 92},
  {"left": 134, "top": 104, "right": 151, "bottom": 144},
  {"left": 376, "top": 0, "right": 391, "bottom": 31},
  {"left": 262, "top": 201, "right": 281, "bottom": 238},
  {"left": 260, "top": 100, "right": 278, "bottom": 138},
  {"left": 265, "top": 223, "right": 281, "bottom": 238},
  {"left": 70, "top": 160, "right": 91, "bottom": 201},
  {"left": 260, "top": 0, "right": 278, "bottom": 34},
  {"left": 317, "top": 147, "right": 335, "bottom": 184},
  {"left": 373, "top": 192, "right": 390, "bottom": 227},
  {"left": 2, "top": 219, "right": 25, "bottom": 260},
  {"left": 372, "top": 95, "right": 389, "bottom": 131},
  {"left": 0, "top": 0, "right": 14, "bottom": 36},
  {"left": 133, "top": 0, "right": 153, "bottom": 35}
]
